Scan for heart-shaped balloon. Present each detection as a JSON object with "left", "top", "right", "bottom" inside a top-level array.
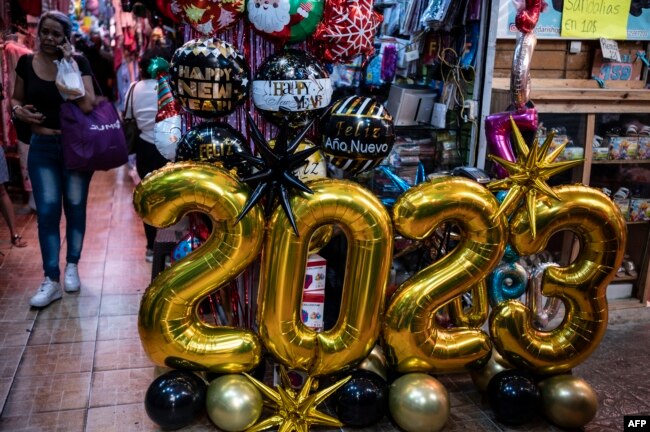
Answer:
[
  {"left": 171, "top": 0, "right": 245, "bottom": 35},
  {"left": 309, "top": 0, "right": 382, "bottom": 63}
]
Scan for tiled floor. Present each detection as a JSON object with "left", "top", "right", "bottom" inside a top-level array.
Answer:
[{"left": 0, "top": 166, "right": 649, "bottom": 432}]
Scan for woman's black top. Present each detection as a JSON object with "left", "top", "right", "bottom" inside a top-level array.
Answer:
[{"left": 15, "top": 54, "right": 92, "bottom": 130}]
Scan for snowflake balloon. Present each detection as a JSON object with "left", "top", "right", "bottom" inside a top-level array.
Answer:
[{"left": 309, "top": 0, "right": 383, "bottom": 63}]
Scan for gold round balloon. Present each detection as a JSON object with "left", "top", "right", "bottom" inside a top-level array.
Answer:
[
  {"left": 389, "top": 373, "right": 450, "bottom": 432},
  {"left": 357, "top": 345, "right": 388, "bottom": 381},
  {"left": 133, "top": 162, "right": 265, "bottom": 373},
  {"left": 257, "top": 178, "right": 393, "bottom": 376},
  {"left": 490, "top": 186, "right": 626, "bottom": 374},
  {"left": 206, "top": 374, "right": 263, "bottom": 431},
  {"left": 384, "top": 177, "right": 507, "bottom": 374},
  {"left": 469, "top": 350, "right": 510, "bottom": 393},
  {"left": 539, "top": 375, "right": 598, "bottom": 429},
  {"left": 268, "top": 138, "right": 328, "bottom": 182}
]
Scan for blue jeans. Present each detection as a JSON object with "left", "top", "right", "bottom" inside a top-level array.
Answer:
[{"left": 28, "top": 134, "right": 93, "bottom": 280}]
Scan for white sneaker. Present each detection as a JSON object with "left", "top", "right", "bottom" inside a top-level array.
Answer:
[
  {"left": 30, "top": 278, "right": 62, "bottom": 307},
  {"left": 64, "top": 263, "right": 81, "bottom": 292},
  {"left": 145, "top": 249, "right": 154, "bottom": 263}
]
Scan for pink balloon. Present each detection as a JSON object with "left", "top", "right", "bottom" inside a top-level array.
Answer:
[{"left": 485, "top": 107, "right": 538, "bottom": 178}]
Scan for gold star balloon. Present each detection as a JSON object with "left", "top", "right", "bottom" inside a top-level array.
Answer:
[
  {"left": 243, "top": 367, "right": 350, "bottom": 432},
  {"left": 487, "top": 117, "right": 583, "bottom": 239}
]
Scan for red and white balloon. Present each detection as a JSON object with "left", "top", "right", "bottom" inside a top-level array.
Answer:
[
  {"left": 309, "top": 0, "right": 383, "bottom": 63},
  {"left": 171, "top": 0, "right": 245, "bottom": 35}
]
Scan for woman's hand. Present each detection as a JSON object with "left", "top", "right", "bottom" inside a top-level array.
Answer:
[
  {"left": 14, "top": 105, "right": 45, "bottom": 125},
  {"left": 58, "top": 37, "right": 73, "bottom": 60}
]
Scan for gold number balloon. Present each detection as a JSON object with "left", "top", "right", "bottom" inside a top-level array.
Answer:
[
  {"left": 384, "top": 177, "right": 507, "bottom": 373},
  {"left": 133, "top": 162, "right": 265, "bottom": 373},
  {"left": 448, "top": 282, "right": 490, "bottom": 328},
  {"left": 490, "top": 185, "right": 626, "bottom": 374},
  {"left": 257, "top": 179, "right": 393, "bottom": 376}
]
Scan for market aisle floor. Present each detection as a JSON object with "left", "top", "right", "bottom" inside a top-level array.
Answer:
[{"left": 1, "top": 166, "right": 650, "bottom": 432}]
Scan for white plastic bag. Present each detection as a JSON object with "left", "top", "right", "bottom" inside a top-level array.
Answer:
[{"left": 54, "top": 58, "right": 85, "bottom": 100}]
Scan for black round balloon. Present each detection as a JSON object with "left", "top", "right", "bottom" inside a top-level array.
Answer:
[
  {"left": 144, "top": 370, "right": 207, "bottom": 430},
  {"left": 175, "top": 122, "right": 252, "bottom": 177},
  {"left": 320, "top": 95, "right": 395, "bottom": 176},
  {"left": 487, "top": 369, "right": 541, "bottom": 426},
  {"left": 169, "top": 37, "right": 250, "bottom": 118},
  {"left": 252, "top": 49, "right": 332, "bottom": 129},
  {"left": 335, "top": 370, "right": 388, "bottom": 427}
]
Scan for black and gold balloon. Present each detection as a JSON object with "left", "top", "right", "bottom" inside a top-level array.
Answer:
[
  {"left": 252, "top": 49, "right": 332, "bottom": 129},
  {"left": 321, "top": 95, "right": 395, "bottom": 176},
  {"left": 170, "top": 38, "right": 250, "bottom": 118},
  {"left": 175, "top": 122, "right": 252, "bottom": 177}
]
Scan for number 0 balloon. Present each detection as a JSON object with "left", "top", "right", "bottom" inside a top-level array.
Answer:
[{"left": 257, "top": 179, "right": 393, "bottom": 376}]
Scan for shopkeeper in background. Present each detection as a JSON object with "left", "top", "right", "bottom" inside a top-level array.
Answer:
[
  {"left": 126, "top": 46, "right": 172, "bottom": 262},
  {"left": 11, "top": 10, "right": 96, "bottom": 308}
]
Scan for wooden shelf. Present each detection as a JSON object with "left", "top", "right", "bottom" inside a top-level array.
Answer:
[
  {"left": 628, "top": 221, "right": 650, "bottom": 225},
  {"left": 491, "top": 78, "right": 650, "bottom": 113},
  {"left": 612, "top": 275, "right": 637, "bottom": 283},
  {"left": 592, "top": 159, "right": 650, "bottom": 165}
]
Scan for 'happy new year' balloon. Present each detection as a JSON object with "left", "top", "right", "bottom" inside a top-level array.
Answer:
[
  {"left": 170, "top": 38, "right": 250, "bottom": 118},
  {"left": 252, "top": 49, "right": 332, "bottom": 129}
]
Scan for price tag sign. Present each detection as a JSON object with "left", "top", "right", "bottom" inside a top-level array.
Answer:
[
  {"left": 600, "top": 38, "right": 622, "bottom": 61},
  {"left": 560, "top": 0, "right": 631, "bottom": 39}
]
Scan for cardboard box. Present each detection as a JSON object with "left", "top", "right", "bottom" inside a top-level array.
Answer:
[
  {"left": 592, "top": 147, "right": 609, "bottom": 160},
  {"left": 638, "top": 137, "right": 650, "bottom": 159},
  {"left": 591, "top": 49, "right": 644, "bottom": 81},
  {"left": 563, "top": 146, "right": 584, "bottom": 161},
  {"left": 630, "top": 198, "right": 650, "bottom": 221},
  {"left": 615, "top": 199, "right": 631, "bottom": 221},
  {"left": 607, "top": 136, "right": 638, "bottom": 160},
  {"left": 301, "top": 254, "right": 326, "bottom": 332}
]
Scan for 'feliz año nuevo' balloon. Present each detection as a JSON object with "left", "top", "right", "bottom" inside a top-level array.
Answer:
[{"left": 321, "top": 95, "right": 395, "bottom": 176}]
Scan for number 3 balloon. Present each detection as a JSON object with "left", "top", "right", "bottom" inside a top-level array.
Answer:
[{"left": 490, "top": 186, "right": 626, "bottom": 375}]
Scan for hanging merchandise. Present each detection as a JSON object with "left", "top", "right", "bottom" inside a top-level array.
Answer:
[
  {"left": 252, "top": 49, "right": 332, "bottom": 129},
  {"left": 309, "top": 0, "right": 383, "bottom": 64},
  {"left": 169, "top": 37, "right": 250, "bottom": 118},
  {"left": 246, "top": 0, "right": 324, "bottom": 45},
  {"left": 151, "top": 58, "right": 183, "bottom": 161},
  {"left": 156, "top": 0, "right": 181, "bottom": 23},
  {"left": 171, "top": 0, "right": 244, "bottom": 35}
]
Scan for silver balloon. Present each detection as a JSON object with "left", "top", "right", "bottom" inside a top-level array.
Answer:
[
  {"left": 510, "top": 31, "right": 537, "bottom": 109},
  {"left": 206, "top": 374, "right": 263, "bottom": 431},
  {"left": 527, "top": 262, "right": 562, "bottom": 329},
  {"left": 389, "top": 373, "right": 450, "bottom": 432}
]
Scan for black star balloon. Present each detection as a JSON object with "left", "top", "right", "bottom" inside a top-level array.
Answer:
[{"left": 235, "top": 113, "right": 320, "bottom": 235}]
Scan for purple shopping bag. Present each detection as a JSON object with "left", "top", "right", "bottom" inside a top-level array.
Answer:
[{"left": 60, "top": 99, "right": 128, "bottom": 171}]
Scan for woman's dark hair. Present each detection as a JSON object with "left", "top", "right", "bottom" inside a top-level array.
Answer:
[
  {"left": 37, "top": 11, "right": 73, "bottom": 40},
  {"left": 139, "top": 47, "right": 173, "bottom": 79}
]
